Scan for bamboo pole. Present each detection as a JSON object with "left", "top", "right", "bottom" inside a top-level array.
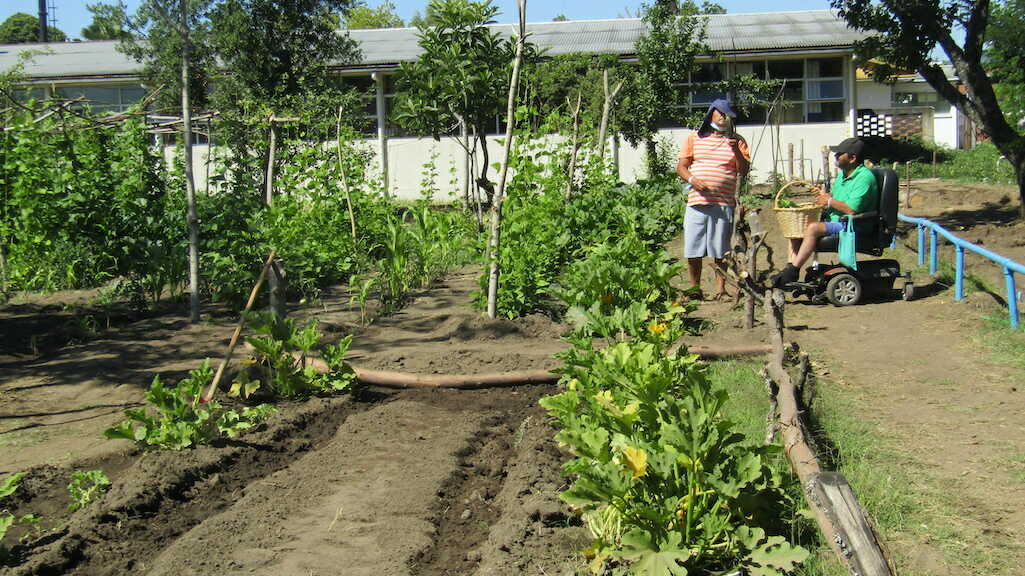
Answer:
[{"left": 201, "top": 250, "right": 278, "bottom": 402}]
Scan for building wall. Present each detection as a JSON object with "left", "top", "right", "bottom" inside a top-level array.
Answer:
[{"left": 174, "top": 121, "right": 855, "bottom": 201}]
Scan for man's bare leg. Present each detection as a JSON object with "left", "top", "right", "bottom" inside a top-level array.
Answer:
[{"left": 687, "top": 257, "right": 704, "bottom": 298}]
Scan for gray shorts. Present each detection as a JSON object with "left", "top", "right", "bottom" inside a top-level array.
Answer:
[{"left": 684, "top": 204, "right": 734, "bottom": 259}]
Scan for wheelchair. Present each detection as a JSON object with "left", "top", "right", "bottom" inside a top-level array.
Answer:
[{"left": 786, "top": 167, "right": 914, "bottom": 306}]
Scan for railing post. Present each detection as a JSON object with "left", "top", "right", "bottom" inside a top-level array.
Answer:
[
  {"left": 1005, "top": 268, "right": 1020, "bottom": 330},
  {"left": 955, "top": 246, "right": 965, "bottom": 301},
  {"left": 917, "top": 222, "right": 926, "bottom": 267},
  {"left": 929, "top": 227, "right": 938, "bottom": 275}
]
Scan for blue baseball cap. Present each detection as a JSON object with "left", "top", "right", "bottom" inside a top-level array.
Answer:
[{"left": 709, "top": 98, "right": 736, "bottom": 118}]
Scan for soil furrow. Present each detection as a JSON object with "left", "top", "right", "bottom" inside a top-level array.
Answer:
[
  {"left": 146, "top": 394, "right": 486, "bottom": 576},
  {"left": 7, "top": 393, "right": 366, "bottom": 575}
]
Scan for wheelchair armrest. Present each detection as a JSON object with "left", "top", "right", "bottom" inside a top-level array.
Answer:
[{"left": 849, "top": 211, "right": 878, "bottom": 221}]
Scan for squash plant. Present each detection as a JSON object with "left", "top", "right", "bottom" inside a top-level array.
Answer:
[{"left": 542, "top": 336, "right": 808, "bottom": 575}]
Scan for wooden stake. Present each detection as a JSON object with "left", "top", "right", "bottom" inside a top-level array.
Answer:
[
  {"left": 905, "top": 161, "right": 912, "bottom": 208},
  {"left": 336, "top": 106, "right": 358, "bottom": 239},
  {"left": 787, "top": 143, "right": 795, "bottom": 181},
  {"left": 202, "top": 250, "right": 278, "bottom": 402},
  {"left": 799, "top": 139, "right": 805, "bottom": 180}
]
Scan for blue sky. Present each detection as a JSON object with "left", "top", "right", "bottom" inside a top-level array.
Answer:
[{"left": 2, "top": 0, "right": 832, "bottom": 40}]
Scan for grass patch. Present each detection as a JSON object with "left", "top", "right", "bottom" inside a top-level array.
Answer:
[
  {"left": 810, "top": 374, "right": 1022, "bottom": 575},
  {"left": 704, "top": 354, "right": 1025, "bottom": 575},
  {"left": 977, "top": 314, "right": 1025, "bottom": 373},
  {"left": 706, "top": 360, "right": 844, "bottom": 576}
]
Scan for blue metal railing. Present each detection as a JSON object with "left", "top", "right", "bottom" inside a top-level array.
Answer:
[{"left": 897, "top": 214, "right": 1025, "bottom": 329}]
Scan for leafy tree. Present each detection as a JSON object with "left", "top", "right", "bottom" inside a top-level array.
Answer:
[
  {"left": 832, "top": 0, "right": 1025, "bottom": 218},
  {"left": 552, "top": 13, "right": 568, "bottom": 21},
  {"left": 82, "top": 2, "right": 132, "bottom": 41},
  {"left": 345, "top": 1, "right": 405, "bottom": 28},
  {"left": 210, "top": 0, "right": 360, "bottom": 103},
  {"left": 392, "top": 0, "right": 515, "bottom": 208},
  {"left": 120, "top": 0, "right": 214, "bottom": 111},
  {"left": 617, "top": 0, "right": 707, "bottom": 168},
  {"left": 0, "top": 12, "right": 67, "bottom": 43},
  {"left": 408, "top": 5, "right": 442, "bottom": 28},
  {"left": 988, "top": 0, "right": 1025, "bottom": 128}
]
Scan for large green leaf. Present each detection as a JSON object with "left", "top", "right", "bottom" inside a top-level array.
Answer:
[{"left": 619, "top": 530, "right": 691, "bottom": 576}]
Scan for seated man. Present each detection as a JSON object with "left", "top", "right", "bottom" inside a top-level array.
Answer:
[{"left": 773, "top": 138, "right": 878, "bottom": 286}]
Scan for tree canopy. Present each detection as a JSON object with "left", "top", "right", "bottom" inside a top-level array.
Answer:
[
  {"left": 82, "top": 2, "right": 132, "bottom": 41},
  {"left": 345, "top": 1, "right": 405, "bottom": 28},
  {"left": 987, "top": 0, "right": 1025, "bottom": 128},
  {"left": 0, "top": 12, "right": 67, "bottom": 44},
  {"left": 832, "top": 0, "right": 1025, "bottom": 217}
]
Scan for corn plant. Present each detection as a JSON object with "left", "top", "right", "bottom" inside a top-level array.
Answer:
[
  {"left": 104, "top": 361, "right": 276, "bottom": 450},
  {"left": 348, "top": 273, "right": 377, "bottom": 327},
  {"left": 67, "top": 470, "right": 111, "bottom": 511},
  {"left": 241, "top": 312, "right": 358, "bottom": 398},
  {"left": 379, "top": 218, "right": 411, "bottom": 313}
]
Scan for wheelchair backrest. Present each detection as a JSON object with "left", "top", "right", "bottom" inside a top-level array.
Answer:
[{"left": 870, "top": 167, "right": 899, "bottom": 248}]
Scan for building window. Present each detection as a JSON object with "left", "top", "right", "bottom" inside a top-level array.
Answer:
[
  {"left": 805, "top": 58, "right": 845, "bottom": 122},
  {"left": 730, "top": 57, "right": 847, "bottom": 125},
  {"left": 54, "top": 85, "right": 147, "bottom": 113}
]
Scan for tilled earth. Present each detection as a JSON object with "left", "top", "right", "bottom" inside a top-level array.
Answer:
[{"left": 1, "top": 270, "right": 587, "bottom": 575}]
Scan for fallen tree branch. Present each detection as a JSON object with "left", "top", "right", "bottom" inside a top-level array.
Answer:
[{"left": 764, "top": 289, "right": 893, "bottom": 576}]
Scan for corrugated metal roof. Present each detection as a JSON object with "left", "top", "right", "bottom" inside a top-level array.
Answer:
[{"left": 1, "top": 10, "right": 865, "bottom": 81}]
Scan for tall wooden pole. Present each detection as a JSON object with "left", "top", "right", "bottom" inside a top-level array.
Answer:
[
  {"left": 485, "top": 0, "right": 527, "bottom": 319},
  {"left": 181, "top": 0, "right": 201, "bottom": 323}
]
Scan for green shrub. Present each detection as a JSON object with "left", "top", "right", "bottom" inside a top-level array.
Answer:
[{"left": 104, "top": 361, "right": 276, "bottom": 450}]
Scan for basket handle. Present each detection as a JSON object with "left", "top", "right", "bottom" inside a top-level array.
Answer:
[{"left": 774, "top": 180, "right": 813, "bottom": 208}]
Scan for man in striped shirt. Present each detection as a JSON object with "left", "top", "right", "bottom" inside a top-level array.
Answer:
[{"left": 676, "top": 98, "right": 751, "bottom": 300}]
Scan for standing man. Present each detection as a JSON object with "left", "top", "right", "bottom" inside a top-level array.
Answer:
[
  {"left": 773, "top": 137, "right": 878, "bottom": 286},
  {"left": 676, "top": 98, "right": 751, "bottom": 300}
]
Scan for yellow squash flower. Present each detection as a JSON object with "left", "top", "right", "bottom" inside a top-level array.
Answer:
[{"left": 622, "top": 446, "right": 648, "bottom": 479}]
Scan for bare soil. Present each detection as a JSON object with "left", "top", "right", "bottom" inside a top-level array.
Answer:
[{"left": 1, "top": 270, "right": 586, "bottom": 575}]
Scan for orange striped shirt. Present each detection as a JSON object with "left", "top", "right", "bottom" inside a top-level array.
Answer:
[{"left": 679, "top": 131, "right": 750, "bottom": 206}]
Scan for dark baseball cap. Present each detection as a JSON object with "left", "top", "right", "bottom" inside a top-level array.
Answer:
[
  {"left": 709, "top": 98, "right": 736, "bottom": 118},
  {"left": 830, "top": 137, "right": 866, "bottom": 157}
]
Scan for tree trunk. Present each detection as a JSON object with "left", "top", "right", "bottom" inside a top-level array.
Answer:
[
  {"left": 597, "top": 69, "right": 623, "bottom": 162},
  {"left": 181, "top": 3, "right": 200, "bottom": 324},
  {"left": 485, "top": 0, "right": 526, "bottom": 319},
  {"left": 565, "top": 91, "right": 582, "bottom": 198}
]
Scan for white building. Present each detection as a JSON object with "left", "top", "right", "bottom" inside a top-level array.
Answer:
[{"left": 0, "top": 10, "right": 960, "bottom": 200}]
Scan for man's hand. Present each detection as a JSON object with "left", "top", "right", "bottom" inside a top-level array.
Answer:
[
  {"left": 813, "top": 191, "right": 831, "bottom": 207},
  {"left": 689, "top": 175, "right": 710, "bottom": 192}
]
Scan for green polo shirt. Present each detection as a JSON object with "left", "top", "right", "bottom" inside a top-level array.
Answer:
[{"left": 828, "top": 164, "right": 878, "bottom": 233}]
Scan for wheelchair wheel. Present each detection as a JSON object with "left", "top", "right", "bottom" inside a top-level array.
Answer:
[
  {"left": 826, "top": 273, "right": 861, "bottom": 306},
  {"left": 903, "top": 281, "right": 915, "bottom": 301}
]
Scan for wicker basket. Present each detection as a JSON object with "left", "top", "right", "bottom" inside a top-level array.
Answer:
[{"left": 773, "top": 181, "right": 823, "bottom": 239}]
